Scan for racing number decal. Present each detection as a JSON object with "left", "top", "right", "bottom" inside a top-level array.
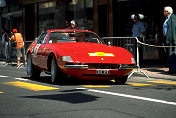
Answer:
[{"left": 33, "top": 44, "right": 41, "bottom": 55}]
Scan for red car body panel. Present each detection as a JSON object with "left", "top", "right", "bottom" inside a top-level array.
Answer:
[
  {"left": 61, "top": 68, "right": 132, "bottom": 80},
  {"left": 48, "top": 42, "right": 132, "bottom": 64},
  {"left": 27, "top": 29, "right": 136, "bottom": 80}
]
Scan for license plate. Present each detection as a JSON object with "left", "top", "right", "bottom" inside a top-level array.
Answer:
[{"left": 96, "top": 70, "right": 110, "bottom": 74}]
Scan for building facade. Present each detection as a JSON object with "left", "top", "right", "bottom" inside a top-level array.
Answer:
[
  {"left": 1, "top": 0, "right": 22, "bottom": 35},
  {"left": 1, "top": 0, "right": 176, "bottom": 62}
]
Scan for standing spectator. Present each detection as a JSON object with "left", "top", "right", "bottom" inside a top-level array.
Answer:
[
  {"left": 3, "top": 29, "right": 9, "bottom": 59},
  {"left": 132, "top": 13, "right": 145, "bottom": 66},
  {"left": 70, "top": 20, "right": 79, "bottom": 29},
  {"left": 163, "top": 6, "right": 176, "bottom": 74},
  {"left": 65, "top": 20, "right": 71, "bottom": 29},
  {"left": 10, "top": 29, "right": 25, "bottom": 67},
  {"left": 1, "top": 29, "right": 5, "bottom": 58}
]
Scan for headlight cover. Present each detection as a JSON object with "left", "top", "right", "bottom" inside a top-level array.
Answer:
[{"left": 62, "top": 56, "right": 73, "bottom": 62}]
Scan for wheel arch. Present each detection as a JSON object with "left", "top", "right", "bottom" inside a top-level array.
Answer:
[{"left": 47, "top": 52, "right": 57, "bottom": 72}]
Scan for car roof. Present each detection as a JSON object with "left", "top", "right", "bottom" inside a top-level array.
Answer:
[{"left": 47, "top": 29, "right": 95, "bottom": 33}]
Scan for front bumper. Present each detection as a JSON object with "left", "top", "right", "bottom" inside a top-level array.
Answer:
[
  {"left": 64, "top": 64, "right": 138, "bottom": 70},
  {"left": 61, "top": 64, "right": 138, "bottom": 80}
]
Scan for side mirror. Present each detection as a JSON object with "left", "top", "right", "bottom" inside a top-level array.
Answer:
[
  {"left": 49, "top": 40, "right": 52, "bottom": 43},
  {"left": 108, "top": 41, "right": 112, "bottom": 46}
]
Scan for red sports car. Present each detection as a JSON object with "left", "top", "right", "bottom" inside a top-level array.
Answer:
[{"left": 26, "top": 29, "right": 137, "bottom": 84}]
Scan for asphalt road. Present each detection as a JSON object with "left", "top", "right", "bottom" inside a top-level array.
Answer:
[{"left": 0, "top": 65, "right": 176, "bottom": 118}]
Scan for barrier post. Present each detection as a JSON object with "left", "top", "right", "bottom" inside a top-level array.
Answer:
[
  {"left": 102, "top": 37, "right": 149, "bottom": 78},
  {"left": 127, "top": 37, "right": 149, "bottom": 78}
]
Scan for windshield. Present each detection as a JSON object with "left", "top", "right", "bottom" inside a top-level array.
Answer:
[{"left": 48, "top": 31, "right": 104, "bottom": 44}]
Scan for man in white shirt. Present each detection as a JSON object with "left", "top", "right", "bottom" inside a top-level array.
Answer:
[{"left": 132, "top": 14, "right": 145, "bottom": 66}]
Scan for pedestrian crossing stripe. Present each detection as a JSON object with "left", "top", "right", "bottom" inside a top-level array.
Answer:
[
  {"left": 80, "top": 85, "right": 111, "bottom": 88},
  {"left": 0, "top": 75, "right": 8, "bottom": 78},
  {"left": 147, "top": 81, "right": 176, "bottom": 85},
  {"left": 128, "top": 83, "right": 155, "bottom": 86},
  {"left": 3, "top": 81, "right": 59, "bottom": 91}
]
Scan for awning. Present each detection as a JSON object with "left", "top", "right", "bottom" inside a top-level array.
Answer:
[{"left": 2, "top": 11, "right": 22, "bottom": 18}]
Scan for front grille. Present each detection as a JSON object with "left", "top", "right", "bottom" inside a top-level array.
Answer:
[
  {"left": 65, "top": 63, "right": 136, "bottom": 69},
  {"left": 88, "top": 64, "right": 119, "bottom": 69},
  {"left": 83, "top": 74, "right": 116, "bottom": 77}
]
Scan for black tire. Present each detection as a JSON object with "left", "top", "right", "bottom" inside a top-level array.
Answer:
[
  {"left": 50, "top": 57, "right": 65, "bottom": 84},
  {"left": 27, "top": 54, "right": 41, "bottom": 79},
  {"left": 115, "top": 75, "right": 128, "bottom": 85}
]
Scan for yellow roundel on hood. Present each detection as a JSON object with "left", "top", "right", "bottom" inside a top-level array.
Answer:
[{"left": 88, "top": 52, "right": 115, "bottom": 57}]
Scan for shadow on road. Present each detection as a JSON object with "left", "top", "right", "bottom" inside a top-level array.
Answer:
[
  {"left": 23, "top": 75, "right": 117, "bottom": 86},
  {"left": 21, "top": 90, "right": 100, "bottom": 104}
]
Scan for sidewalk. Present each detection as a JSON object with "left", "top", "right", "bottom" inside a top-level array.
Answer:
[
  {"left": 139, "top": 66, "right": 175, "bottom": 80},
  {"left": 0, "top": 59, "right": 175, "bottom": 81},
  {"left": 133, "top": 61, "right": 176, "bottom": 80},
  {"left": 0, "top": 58, "right": 25, "bottom": 68}
]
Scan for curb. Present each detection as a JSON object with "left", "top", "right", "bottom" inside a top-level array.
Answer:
[{"left": 137, "top": 68, "right": 176, "bottom": 81}]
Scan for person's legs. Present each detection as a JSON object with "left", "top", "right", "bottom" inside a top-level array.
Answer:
[
  {"left": 133, "top": 39, "right": 137, "bottom": 65},
  {"left": 1, "top": 43, "right": 5, "bottom": 58},
  {"left": 4, "top": 42, "right": 8, "bottom": 59},
  {"left": 139, "top": 44, "right": 143, "bottom": 66},
  {"left": 17, "top": 57, "right": 20, "bottom": 66},
  {"left": 16, "top": 48, "right": 22, "bottom": 66},
  {"left": 168, "top": 44, "right": 176, "bottom": 73},
  {"left": 1, "top": 45, "right": 3, "bottom": 58}
]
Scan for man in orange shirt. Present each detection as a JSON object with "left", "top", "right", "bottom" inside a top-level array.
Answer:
[{"left": 10, "top": 29, "right": 25, "bottom": 67}]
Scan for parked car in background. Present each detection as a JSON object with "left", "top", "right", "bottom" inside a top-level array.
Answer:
[{"left": 26, "top": 29, "right": 137, "bottom": 84}]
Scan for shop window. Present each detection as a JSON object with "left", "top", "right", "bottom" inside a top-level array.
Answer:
[
  {"left": 66, "top": 0, "right": 93, "bottom": 30},
  {"left": 38, "top": 2, "right": 56, "bottom": 34},
  {"left": 38, "top": 0, "right": 93, "bottom": 33}
]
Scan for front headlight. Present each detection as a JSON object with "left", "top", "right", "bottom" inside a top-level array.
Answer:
[
  {"left": 58, "top": 56, "right": 73, "bottom": 68},
  {"left": 131, "top": 58, "right": 136, "bottom": 64},
  {"left": 62, "top": 56, "right": 73, "bottom": 62}
]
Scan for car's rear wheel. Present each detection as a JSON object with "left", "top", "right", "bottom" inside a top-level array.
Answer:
[
  {"left": 115, "top": 75, "right": 128, "bottom": 85},
  {"left": 27, "top": 54, "right": 41, "bottom": 79},
  {"left": 50, "top": 57, "right": 65, "bottom": 84}
]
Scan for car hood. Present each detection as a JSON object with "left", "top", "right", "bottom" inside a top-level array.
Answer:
[{"left": 51, "top": 42, "right": 134, "bottom": 64}]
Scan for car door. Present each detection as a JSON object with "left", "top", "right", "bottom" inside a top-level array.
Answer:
[{"left": 32, "top": 32, "right": 48, "bottom": 69}]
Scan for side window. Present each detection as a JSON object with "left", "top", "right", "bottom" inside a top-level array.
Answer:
[
  {"left": 48, "top": 32, "right": 60, "bottom": 43},
  {"left": 37, "top": 33, "right": 47, "bottom": 44}
]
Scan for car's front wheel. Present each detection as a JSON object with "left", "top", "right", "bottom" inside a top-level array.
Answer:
[
  {"left": 27, "top": 54, "right": 41, "bottom": 79},
  {"left": 50, "top": 57, "right": 65, "bottom": 84}
]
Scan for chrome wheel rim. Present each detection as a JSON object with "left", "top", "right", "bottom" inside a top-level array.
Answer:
[{"left": 51, "top": 60, "right": 55, "bottom": 82}]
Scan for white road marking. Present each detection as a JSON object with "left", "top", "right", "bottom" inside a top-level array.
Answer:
[
  {"left": 14, "top": 78, "right": 30, "bottom": 81},
  {"left": 0, "top": 75, "right": 29, "bottom": 81},
  {"left": 0, "top": 75, "right": 8, "bottom": 78},
  {"left": 76, "top": 88, "right": 176, "bottom": 106}
]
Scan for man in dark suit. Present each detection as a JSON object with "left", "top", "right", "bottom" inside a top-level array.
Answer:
[{"left": 163, "top": 6, "right": 176, "bottom": 74}]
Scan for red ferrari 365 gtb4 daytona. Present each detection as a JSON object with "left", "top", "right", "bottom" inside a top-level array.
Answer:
[{"left": 26, "top": 29, "right": 137, "bottom": 84}]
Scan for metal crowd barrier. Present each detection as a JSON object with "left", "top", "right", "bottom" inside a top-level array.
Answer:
[
  {"left": 0, "top": 40, "right": 33, "bottom": 68},
  {"left": 102, "top": 37, "right": 149, "bottom": 78}
]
